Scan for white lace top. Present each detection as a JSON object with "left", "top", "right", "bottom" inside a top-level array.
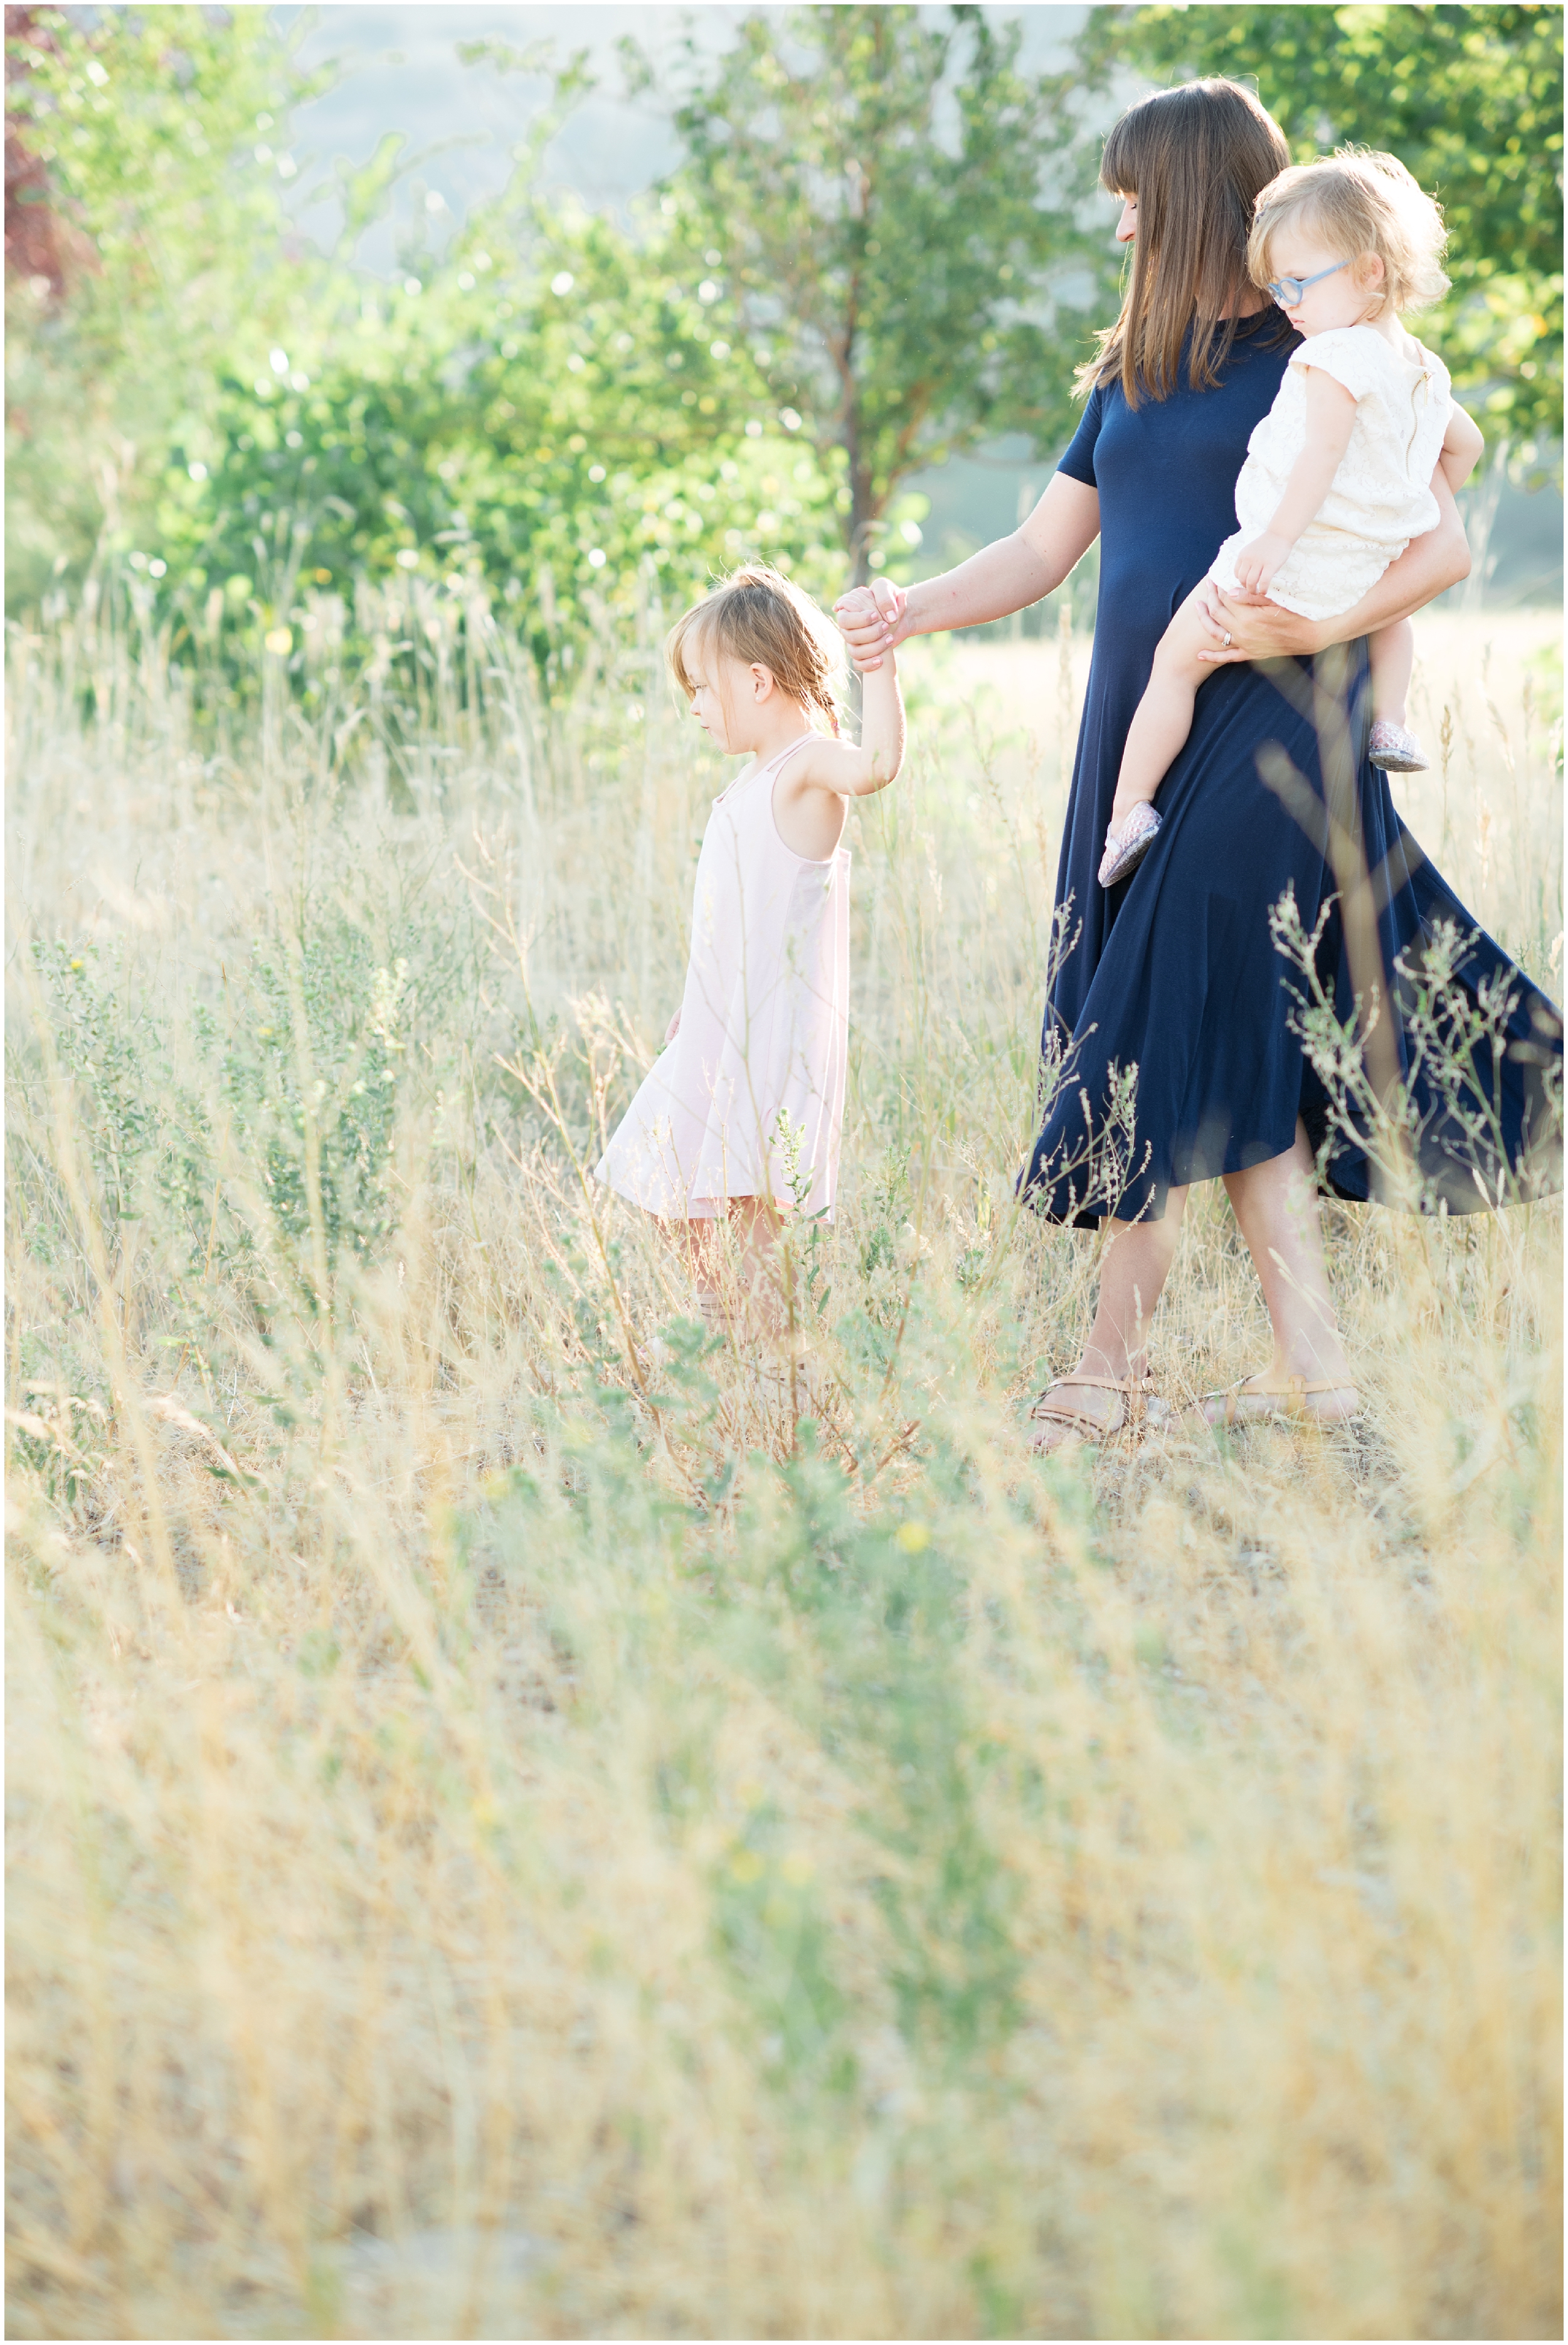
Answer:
[{"left": 1210, "top": 323, "right": 1454, "bottom": 620}]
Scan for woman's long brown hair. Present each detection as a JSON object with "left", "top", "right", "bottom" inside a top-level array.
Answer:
[{"left": 1079, "top": 79, "right": 1292, "bottom": 409}]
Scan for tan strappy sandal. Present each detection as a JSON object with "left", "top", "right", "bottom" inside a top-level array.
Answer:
[
  {"left": 1196, "top": 1373, "right": 1360, "bottom": 1427},
  {"left": 1025, "top": 1371, "right": 1161, "bottom": 1453}
]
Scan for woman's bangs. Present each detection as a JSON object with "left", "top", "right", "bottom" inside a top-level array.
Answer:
[{"left": 1099, "top": 110, "right": 1145, "bottom": 198}]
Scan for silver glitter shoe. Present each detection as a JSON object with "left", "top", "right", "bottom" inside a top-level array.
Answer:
[
  {"left": 1098, "top": 801, "right": 1163, "bottom": 888},
  {"left": 1368, "top": 720, "right": 1429, "bottom": 773}
]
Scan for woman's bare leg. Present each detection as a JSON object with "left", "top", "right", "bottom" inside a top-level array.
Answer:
[
  {"left": 1029, "top": 1124, "right": 1355, "bottom": 1446},
  {"left": 1029, "top": 1193, "right": 1189, "bottom": 1450},
  {"left": 1216, "top": 1120, "right": 1356, "bottom": 1417}
]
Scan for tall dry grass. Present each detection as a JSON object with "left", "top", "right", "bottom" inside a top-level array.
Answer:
[{"left": 5, "top": 583, "right": 1562, "bottom": 2339}]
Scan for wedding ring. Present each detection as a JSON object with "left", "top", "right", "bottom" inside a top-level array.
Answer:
[{"left": 1222, "top": 630, "right": 1232, "bottom": 647}]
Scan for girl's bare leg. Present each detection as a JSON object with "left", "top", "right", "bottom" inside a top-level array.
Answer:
[
  {"left": 1109, "top": 594, "right": 1218, "bottom": 831},
  {"left": 679, "top": 1197, "right": 784, "bottom": 1348},
  {"left": 1029, "top": 1195, "right": 1189, "bottom": 1449},
  {"left": 671, "top": 1213, "right": 721, "bottom": 1300},
  {"left": 1214, "top": 1120, "right": 1356, "bottom": 1417},
  {"left": 729, "top": 1195, "right": 785, "bottom": 1333},
  {"left": 1367, "top": 615, "right": 1414, "bottom": 728}
]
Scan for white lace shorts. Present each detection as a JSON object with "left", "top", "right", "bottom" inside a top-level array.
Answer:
[{"left": 1209, "top": 523, "right": 1409, "bottom": 623}]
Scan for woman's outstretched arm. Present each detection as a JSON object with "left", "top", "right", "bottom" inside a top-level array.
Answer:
[
  {"left": 836, "top": 473, "right": 1101, "bottom": 669},
  {"left": 1195, "top": 463, "right": 1471, "bottom": 664}
]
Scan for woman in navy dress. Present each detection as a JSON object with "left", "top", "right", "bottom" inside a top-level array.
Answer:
[{"left": 837, "top": 79, "right": 1562, "bottom": 1447}]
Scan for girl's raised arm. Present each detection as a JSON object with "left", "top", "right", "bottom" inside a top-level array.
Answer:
[
  {"left": 793, "top": 653, "right": 905, "bottom": 801},
  {"left": 837, "top": 473, "right": 1101, "bottom": 671}
]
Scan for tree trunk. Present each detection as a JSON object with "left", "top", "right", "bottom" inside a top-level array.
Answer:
[
  {"left": 839, "top": 355, "right": 882, "bottom": 735},
  {"left": 840, "top": 370, "right": 884, "bottom": 588},
  {"left": 846, "top": 452, "right": 881, "bottom": 588}
]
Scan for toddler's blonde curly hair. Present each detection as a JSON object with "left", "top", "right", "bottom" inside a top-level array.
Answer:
[
  {"left": 1248, "top": 147, "right": 1450, "bottom": 317},
  {"left": 667, "top": 565, "right": 844, "bottom": 736}
]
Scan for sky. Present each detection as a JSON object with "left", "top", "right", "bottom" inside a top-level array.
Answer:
[{"left": 272, "top": 5, "right": 1089, "bottom": 271}]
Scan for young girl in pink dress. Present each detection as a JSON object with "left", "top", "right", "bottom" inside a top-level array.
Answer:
[{"left": 595, "top": 564, "right": 904, "bottom": 1322}]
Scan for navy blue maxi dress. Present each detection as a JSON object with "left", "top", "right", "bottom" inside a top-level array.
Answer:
[{"left": 1019, "top": 312, "right": 1563, "bottom": 1225}]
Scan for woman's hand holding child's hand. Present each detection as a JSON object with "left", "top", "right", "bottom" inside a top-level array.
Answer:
[
  {"left": 834, "top": 577, "right": 907, "bottom": 673},
  {"left": 1230, "top": 531, "right": 1291, "bottom": 597},
  {"left": 1193, "top": 579, "right": 1324, "bottom": 665}
]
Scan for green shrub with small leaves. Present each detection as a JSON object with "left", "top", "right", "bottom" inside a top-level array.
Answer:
[{"left": 17, "top": 898, "right": 482, "bottom": 1311}]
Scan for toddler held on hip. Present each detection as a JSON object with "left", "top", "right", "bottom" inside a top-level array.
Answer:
[
  {"left": 595, "top": 563, "right": 904, "bottom": 1336},
  {"left": 1099, "top": 148, "right": 1485, "bottom": 890}
]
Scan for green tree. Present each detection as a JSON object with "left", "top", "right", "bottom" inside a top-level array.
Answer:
[
  {"left": 4, "top": 4, "right": 329, "bottom": 603},
  {"left": 632, "top": 4, "right": 1111, "bottom": 582},
  {"left": 8, "top": 11, "right": 847, "bottom": 666},
  {"left": 1081, "top": 3, "right": 1563, "bottom": 457},
  {"left": 154, "top": 202, "right": 845, "bottom": 683}
]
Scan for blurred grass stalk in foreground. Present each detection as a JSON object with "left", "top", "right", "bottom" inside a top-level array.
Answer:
[{"left": 4, "top": 578, "right": 1563, "bottom": 2339}]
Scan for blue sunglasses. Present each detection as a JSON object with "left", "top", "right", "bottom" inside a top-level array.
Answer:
[{"left": 1266, "top": 257, "right": 1352, "bottom": 308}]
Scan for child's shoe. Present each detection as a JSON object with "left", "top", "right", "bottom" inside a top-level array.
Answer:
[
  {"left": 1368, "top": 720, "right": 1429, "bottom": 773},
  {"left": 1098, "top": 802, "right": 1163, "bottom": 888}
]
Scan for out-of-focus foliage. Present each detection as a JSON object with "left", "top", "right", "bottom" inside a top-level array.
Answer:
[
  {"left": 155, "top": 203, "right": 849, "bottom": 667},
  {"left": 4, "top": 4, "right": 331, "bottom": 606},
  {"left": 4, "top": 6, "right": 859, "bottom": 664},
  {"left": 638, "top": 5, "right": 1115, "bottom": 578},
  {"left": 1084, "top": 3, "right": 1564, "bottom": 461}
]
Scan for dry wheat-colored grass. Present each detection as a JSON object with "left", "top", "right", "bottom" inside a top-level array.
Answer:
[{"left": 5, "top": 589, "right": 1562, "bottom": 2339}]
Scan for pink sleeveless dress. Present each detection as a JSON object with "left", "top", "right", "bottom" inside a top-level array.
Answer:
[{"left": 595, "top": 733, "right": 850, "bottom": 1220}]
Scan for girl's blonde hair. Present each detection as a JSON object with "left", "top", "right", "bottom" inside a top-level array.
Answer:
[
  {"left": 1080, "top": 78, "right": 1292, "bottom": 408},
  {"left": 1248, "top": 149, "right": 1451, "bottom": 316},
  {"left": 667, "top": 565, "right": 844, "bottom": 736}
]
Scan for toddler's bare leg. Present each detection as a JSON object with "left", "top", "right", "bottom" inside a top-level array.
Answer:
[
  {"left": 1111, "top": 594, "right": 1222, "bottom": 831},
  {"left": 1368, "top": 616, "right": 1414, "bottom": 729}
]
